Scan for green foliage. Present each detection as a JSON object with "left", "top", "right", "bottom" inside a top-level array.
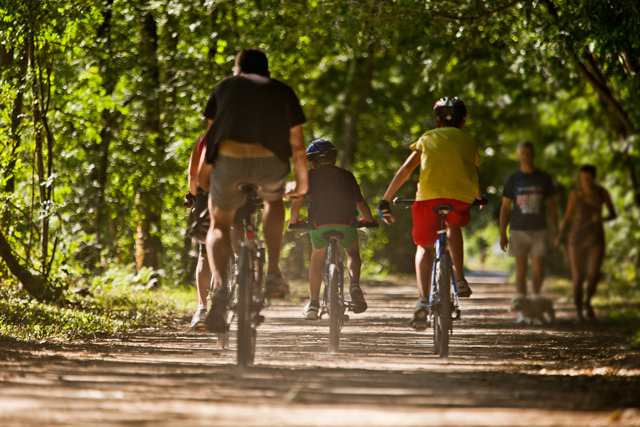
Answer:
[
  {"left": 0, "top": 0, "right": 639, "bottom": 329},
  {"left": 0, "top": 264, "right": 193, "bottom": 342}
]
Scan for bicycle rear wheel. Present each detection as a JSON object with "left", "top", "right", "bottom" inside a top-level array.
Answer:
[
  {"left": 327, "top": 263, "right": 341, "bottom": 352},
  {"left": 434, "top": 252, "right": 451, "bottom": 358},
  {"left": 236, "top": 246, "right": 256, "bottom": 366}
]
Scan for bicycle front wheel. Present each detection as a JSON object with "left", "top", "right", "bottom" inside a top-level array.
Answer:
[
  {"left": 327, "top": 263, "right": 341, "bottom": 352},
  {"left": 434, "top": 252, "right": 451, "bottom": 358},
  {"left": 236, "top": 246, "right": 256, "bottom": 366}
]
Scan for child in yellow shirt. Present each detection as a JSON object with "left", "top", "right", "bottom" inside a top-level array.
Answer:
[{"left": 378, "top": 97, "right": 483, "bottom": 329}]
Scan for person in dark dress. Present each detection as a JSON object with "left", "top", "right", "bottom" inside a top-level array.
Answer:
[{"left": 556, "top": 165, "right": 617, "bottom": 322}]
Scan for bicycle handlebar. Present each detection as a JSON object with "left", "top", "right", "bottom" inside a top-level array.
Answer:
[
  {"left": 392, "top": 196, "right": 489, "bottom": 207},
  {"left": 288, "top": 220, "right": 379, "bottom": 230}
]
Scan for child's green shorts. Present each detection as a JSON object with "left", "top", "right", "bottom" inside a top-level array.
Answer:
[{"left": 310, "top": 225, "right": 358, "bottom": 250}]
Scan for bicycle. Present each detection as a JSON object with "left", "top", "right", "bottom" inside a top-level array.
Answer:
[
  {"left": 214, "top": 184, "right": 266, "bottom": 367},
  {"left": 289, "top": 220, "right": 378, "bottom": 352},
  {"left": 392, "top": 196, "right": 487, "bottom": 357}
]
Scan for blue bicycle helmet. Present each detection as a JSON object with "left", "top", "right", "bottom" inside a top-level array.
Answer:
[{"left": 306, "top": 139, "right": 337, "bottom": 162}]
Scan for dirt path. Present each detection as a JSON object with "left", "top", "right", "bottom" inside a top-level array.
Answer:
[{"left": 1, "top": 271, "right": 639, "bottom": 426}]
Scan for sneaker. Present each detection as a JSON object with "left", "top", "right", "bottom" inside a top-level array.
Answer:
[
  {"left": 303, "top": 300, "right": 320, "bottom": 321},
  {"left": 349, "top": 283, "right": 368, "bottom": 314},
  {"left": 410, "top": 297, "right": 430, "bottom": 331},
  {"left": 265, "top": 273, "right": 290, "bottom": 299},
  {"left": 204, "top": 286, "right": 229, "bottom": 333},
  {"left": 190, "top": 305, "right": 207, "bottom": 331},
  {"left": 455, "top": 279, "right": 473, "bottom": 298}
]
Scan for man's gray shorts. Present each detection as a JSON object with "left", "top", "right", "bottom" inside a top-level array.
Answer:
[
  {"left": 209, "top": 155, "right": 290, "bottom": 211},
  {"left": 508, "top": 229, "right": 549, "bottom": 258}
]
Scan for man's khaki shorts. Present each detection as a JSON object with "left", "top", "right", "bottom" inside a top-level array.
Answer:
[
  {"left": 508, "top": 229, "right": 549, "bottom": 258},
  {"left": 209, "top": 155, "right": 290, "bottom": 211}
]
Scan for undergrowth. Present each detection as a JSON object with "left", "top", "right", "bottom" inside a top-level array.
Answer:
[
  {"left": 549, "top": 276, "right": 640, "bottom": 349},
  {"left": 0, "top": 264, "right": 195, "bottom": 342}
]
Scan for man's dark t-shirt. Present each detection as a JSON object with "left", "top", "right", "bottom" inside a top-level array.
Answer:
[
  {"left": 308, "top": 164, "right": 364, "bottom": 228},
  {"left": 203, "top": 74, "right": 306, "bottom": 163},
  {"left": 502, "top": 168, "right": 555, "bottom": 230}
]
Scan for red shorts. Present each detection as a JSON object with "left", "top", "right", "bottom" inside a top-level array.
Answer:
[{"left": 412, "top": 199, "right": 472, "bottom": 247}]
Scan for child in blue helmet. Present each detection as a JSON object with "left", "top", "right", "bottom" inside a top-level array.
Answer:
[{"left": 289, "top": 139, "right": 377, "bottom": 320}]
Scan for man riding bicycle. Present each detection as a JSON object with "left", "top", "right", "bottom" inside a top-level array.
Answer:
[
  {"left": 378, "top": 97, "right": 483, "bottom": 329},
  {"left": 197, "top": 49, "right": 308, "bottom": 333},
  {"left": 289, "top": 139, "right": 376, "bottom": 320}
]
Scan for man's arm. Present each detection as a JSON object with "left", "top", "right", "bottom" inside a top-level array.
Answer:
[
  {"left": 555, "top": 190, "right": 577, "bottom": 246},
  {"left": 546, "top": 196, "right": 559, "bottom": 233},
  {"left": 379, "top": 150, "right": 422, "bottom": 224},
  {"left": 188, "top": 139, "right": 200, "bottom": 196},
  {"left": 289, "top": 198, "right": 304, "bottom": 223},
  {"left": 602, "top": 188, "right": 617, "bottom": 222},
  {"left": 499, "top": 197, "right": 512, "bottom": 252},
  {"left": 475, "top": 166, "right": 485, "bottom": 210},
  {"left": 284, "top": 124, "right": 308, "bottom": 200},
  {"left": 196, "top": 146, "right": 211, "bottom": 193},
  {"left": 357, "top": 200, "right": 376, "bottom": 223}
]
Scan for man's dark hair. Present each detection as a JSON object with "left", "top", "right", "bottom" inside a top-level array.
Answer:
[
  {"left": 580, "top": 164, "right": 597, "bottom": 178},
  {"left": 518, "top": 141, "right": 535, "bottom": 153},
  {"left": 235, "top": 49, "right": 269, "bottom": 76}
]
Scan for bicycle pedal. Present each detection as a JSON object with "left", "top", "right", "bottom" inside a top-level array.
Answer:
[{"left": 192, "top": 324, "right": 207, "bottom": 333}]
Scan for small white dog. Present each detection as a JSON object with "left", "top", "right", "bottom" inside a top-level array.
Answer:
[{"left": 510, "top": 294, "right": 555, "bottom": 325}]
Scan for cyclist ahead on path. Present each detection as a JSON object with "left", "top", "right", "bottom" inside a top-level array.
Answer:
[
  {"left": 377, "top": 97, "right": 483, "bottom": 327},
  {"left": 289, "top": 139, "right": 377, "bottom": 320},
  {"left": 185, "top": 132, "right": 211, "bottom": 329},
  {"left": 196, "top": 49, "right": 309, "bottom": 333}
]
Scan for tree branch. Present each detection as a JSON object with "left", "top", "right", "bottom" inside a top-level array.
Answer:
[{"left": 432, "top": 0, "right": 521, "bottom": 23}]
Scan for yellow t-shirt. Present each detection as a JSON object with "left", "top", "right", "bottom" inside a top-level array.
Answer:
[{"left": 409, "top": 127, "right": 480, "bottom": 203}]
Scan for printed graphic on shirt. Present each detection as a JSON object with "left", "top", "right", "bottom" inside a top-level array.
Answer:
[
  {"left": 503, "top": 169, "right": 554, "bottom": 231},
  {"left": 515, "top": 185, "right": 544, "bottom": 215}
]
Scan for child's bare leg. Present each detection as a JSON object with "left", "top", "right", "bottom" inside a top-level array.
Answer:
[
  {"left": 309, "top": 246, "right": 327, "bottom": 301},
  {"left": 345, "top": 240, "right": 361, "bottom": 285},
  {"left": 196, "top": 250, "right": 211, "bottom": 306},
  {"left": 415, "top": 245, "right": 434, "bottom": 299},
  {"left": 447, "top": 225, "right": 464, "bottom": 281}
]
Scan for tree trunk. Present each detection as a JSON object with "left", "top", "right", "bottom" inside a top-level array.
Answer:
[
  {"left": 135, "top": 10, "right": 164, "bottom": 271},
  {"left": 0, "top": 230, "right": 61, "bottom": 303},
  {"left": 28, "top": 32, "right": 50, "bottom": 271},
  {"left": 2, "top": 51, "right": 27, "bottom": 230},
  {"left": 94, "top": 0, "right": 119, "bottom": 255},
  {"left": 339, "top": 43, "right": 374, "bottom": 170}
]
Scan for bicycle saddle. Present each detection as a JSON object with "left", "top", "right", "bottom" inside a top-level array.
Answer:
[
  {"left": 322, "top": 231, "right": 344, "bottom": 240},
  {"left": 237, "top": 183, "right": 261, "bottom": 194},
  {"left": 433, "top": 203, "right": 455, "bottom": 214}
]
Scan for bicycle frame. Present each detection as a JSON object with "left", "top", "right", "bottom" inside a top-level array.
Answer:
[
  {"left": 320, "top": 237, "right": 346, "bottom": 319},
  {"left": 429, "top": 215, "right": 459, "bottom": 312},
  {"left": 232, "top": 185, "right": 266, "bottom": 367}
]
